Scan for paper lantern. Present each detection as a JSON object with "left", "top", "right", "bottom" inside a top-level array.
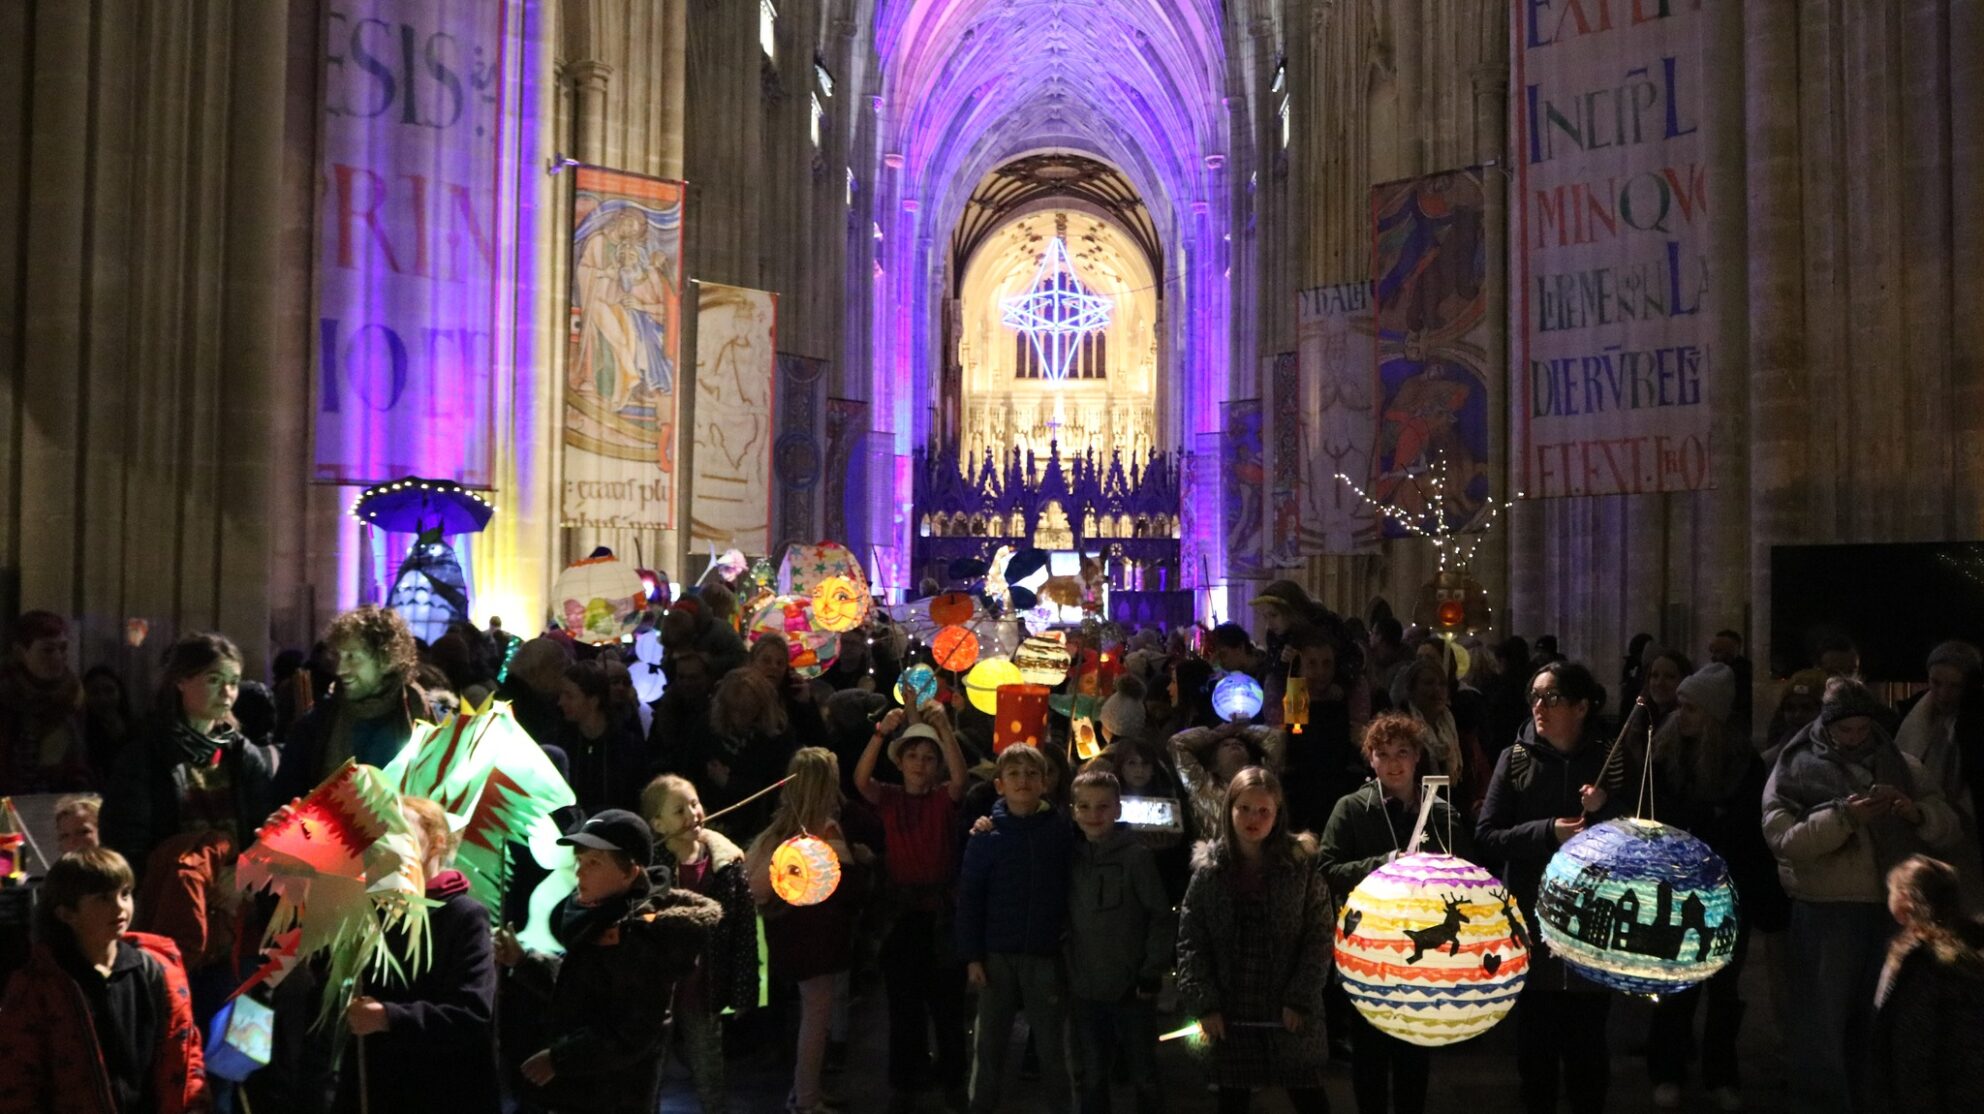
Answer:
[
  {"left": 770, "top": 833, "right": 842, "bottom": 906},
  {"left": 778, "top": 542, "right": 866, "bottom": 599},
  {"left": 390, "top": 535, "right": 470, "bottom": 644},
  {"left": 1537, "top": 819, "right": 1741, "bottom": 995},
  {"left": 1336, "top": 853, "right": 1529, "bottom": 1046},
  {"left": 964, "top": 658, "right": 1023, "bottom": 714},
  {"left": 1072, "top": 716, "right": 1101, "bottom": 760},
  {"left": 895, "top": 663, "right": 938, "bottom": 708},
  {"left": 1211, "top": 672, "right": 1265, "bottom": 722},
  {"left": 1014, "top": 633, "right": 1072, "bottom": 686},
  {"left": 1283, "top": 675, "right": 1310, "bottom": 734},
  {"left": 994, "top": 683, "right": 1051, "bottom": 752},
  {"left": 552, "top": 549, "right": 648, "bottom": 645},
  {"left": 930, "top": 625, "right": 982, "bottom": 672},
  {"left": 746, "top": 595, "right": 839, "bottom": 679},
  {"left": 811, "top": 575, "right": 870, "bottom": 632},
  {"left": 931, "top": 591, "right": 977, "bottom": 626}
]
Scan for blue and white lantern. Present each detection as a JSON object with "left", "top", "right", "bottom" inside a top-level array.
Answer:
[{"left": 1536, "top": 818, "right": 1740, "bottom": 995}]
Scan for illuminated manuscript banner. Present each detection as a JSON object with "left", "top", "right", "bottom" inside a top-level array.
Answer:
[
  {"left": 1514, "top": 2, "right": 1713, "bottom": 497},
  {"left": 1220, "top": 399, "right": 1268, "bottom": 580},
  {"left": 562, "top": 166, "right": 686, "bottom": 532},
  {"left": 312, "top": 0, "right": 527, "bottom": 487},
  {"left": 1296, "top": 282, "right": 1378, "bottom": 556},
  {"left": 1371, "top": 169, "right": 1493, "bottom": 535},
  {"left": 691, "top": 283, "right": 778, "bottom": 555}
]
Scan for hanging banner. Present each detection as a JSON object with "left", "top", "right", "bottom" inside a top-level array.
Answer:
[
  {"left": 1296, "top": 282, "right": 1379, "bottom": 555},
  {"left": 1514, "top": 3, "right": 1713, "bottom": 497},
  {"left": 690, "top": 283, "right": 778, "bottom": 555},
  {"left": 1220, "top": 399, "right": 1268, "bottom": 580},
  {"left": 561, "top": 166, "right": 686, "bottom": 532},
  {"left": 312, "top": 0, "right": 530, "bottom": 487},
  {"left": 1265, "top": 353, "right": 1304, "bottom": 569},
  {"left": 1370, "top": 169, "right": 1493, "bottom": 535},
  {"left": 775, "top": 353, "right": 827, "bottom": 545},
  {"left": 822, "top": 398, "right": 868, "bottom": 543}
]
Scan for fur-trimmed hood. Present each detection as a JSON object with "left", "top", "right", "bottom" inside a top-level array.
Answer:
[
  {"left": 1190, "top": 834, "right": 1318, "bottom": 873},
  {"left": 700, "top": 827, "right": 746, "bottom": 873}
]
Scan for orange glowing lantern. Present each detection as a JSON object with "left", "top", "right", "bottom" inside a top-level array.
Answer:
[
  {"left": 994, "top": 683, "right": 1051, "bottom": 752},
  {"left": 770, "top": 833, "right": 842, "bottom": 906},
  {"left": 1284, "top": 675, "right": 1310, "bottom": 735},
  {"left": 930, "top": 625, "right": 982, "bottom": 672},
  {"left": 930, "top": 591, "right": 976, "bottom": 626}
]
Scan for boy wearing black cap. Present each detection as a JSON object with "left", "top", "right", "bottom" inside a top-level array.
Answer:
[{"left": 494, "top": 808, "right": 721, "bottom": 1114}]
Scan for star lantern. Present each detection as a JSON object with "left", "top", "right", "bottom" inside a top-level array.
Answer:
[{"left": 1000, "top": 237, "right": 1113, "bottom": 381}]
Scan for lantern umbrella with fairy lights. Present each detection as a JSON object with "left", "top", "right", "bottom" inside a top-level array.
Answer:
[{"left": 352, "top": 478, "right": 494, "bottom": 644}]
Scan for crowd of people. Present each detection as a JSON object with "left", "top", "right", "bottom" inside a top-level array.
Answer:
[{"left": 1, "top": 576, "right": 1981, "bottom": 1114}]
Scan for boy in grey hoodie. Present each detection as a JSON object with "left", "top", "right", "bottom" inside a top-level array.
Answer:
[{"left": 1067, "top": 768, "right": 1175, "bottom": 1114}]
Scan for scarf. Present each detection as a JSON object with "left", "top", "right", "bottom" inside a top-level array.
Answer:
[
  {"left": 1411, "top": 703, "right": 1463, "bottom": 785},
  {"left": 553, "top": 870, "right": 652, "bottom": 949},
  {"left": 1770, "top": 720, "right": 1924, "bottom": 875}
]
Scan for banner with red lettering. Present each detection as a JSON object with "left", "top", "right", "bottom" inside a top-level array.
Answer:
[
  {"left": 312, "top": 0, "right": 528, "bottom": 487},
  {"left": 561, "top": 166, "right": 687, "bottom": 532},
  {"left": 1514, "top": 1, "right": 1714, "bottom": 497},
  {"left": 1296, "top": 282, "right": 1379, "bottom": 555}
]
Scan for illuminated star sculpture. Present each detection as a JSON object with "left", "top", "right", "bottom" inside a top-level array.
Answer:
[{"left": 1001, "top": 237, "right": 1112, "bottom": 381}]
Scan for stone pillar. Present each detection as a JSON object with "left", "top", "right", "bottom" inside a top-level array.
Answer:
[
  {"left": 1954, "top": 0, "right": 1984, "bottom": 534},
  {"left": 571, "top": 59, "right": 613, "bottom": 165},
  {"left": 1472, "top": 61, "right": 1510, "bottom": 628},
  {"left": 657, "top": 0, "right": 687, "bottom": 179},
  {"left": 1745, "top": 0, "right": 1807, "bottom": 678}
]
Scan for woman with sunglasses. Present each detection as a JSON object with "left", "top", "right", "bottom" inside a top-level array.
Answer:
[{"left": 1476, "top": 660, "right": 1624, "bottom": 1114}]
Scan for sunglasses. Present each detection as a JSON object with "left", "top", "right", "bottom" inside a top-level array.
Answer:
[{"left": 1527, "top": 690, "right": 1571, "bottom": 708}]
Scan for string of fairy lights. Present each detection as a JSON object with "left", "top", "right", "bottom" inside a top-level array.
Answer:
[{"left": 1332, "top": 451, "right": 1523, "bottom": 574}]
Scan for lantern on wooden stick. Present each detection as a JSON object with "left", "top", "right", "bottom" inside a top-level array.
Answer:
[
  {"left": 770, "top": 833, "right": 842, "bottom": 906},
  {"left": 1537, "top": 818, "right": 1740, "bottom": 996},
  {"left": 964, "top": 658, "right": 1022, "bottom": 714},
  {"left": 930, "top": 625, "right": 982, "bottom": 672}
]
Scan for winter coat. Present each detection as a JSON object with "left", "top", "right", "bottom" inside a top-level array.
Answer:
[
  {"left": 132, "top": 830, "right": 239, "bottom": 973},
  {"left": 559, "top": 714, "right": 648, "bottom": 818},
  {"left": 1278, "top": 697, "right": 1363, "bottom": 835},
  {"left": 1170, "top": 725, "right": 1287, "bottom": 839},
  {"left": 103, "top": 716, "right": 278, "bottom": 876},
  {"left": 274, "top": 682, "right": 433, "bottom": 802},
  {"left": 1316, "top": 780, "right": 1476, "bottom": 906},
  {"left": 656, "top": 829, "right": 760, "bottom": 1013},
  {"left": 0, "top": 931, "right": 207, "bottom": 1114},
  {"left": 955, "top": 799, "right": 1079, "bottom": 961},
  {"left": 0, "top": 662, "right": 91, "bottom": 796},
  {"left": 1763, "top": 720, "right": 1958, "bottom": 904},
  {"left": 509, "top": 871, "right": 721, "bottom": 1114},
  {"left": 1643, "top": 737, "right": 1790, "bottom": 933},
  {"left": 1065, "top": 826, "right": 1175, "bottom": 1002},
  {"left": 1175, "top": 839, "right": 1333, "bottom": 1088},
  {"left": 336, "top": 870, "right": 499, "bottom": 1114},
  {"left": 1475, "top": 722, "right": 1621, "bottom": 991},
  {"left": 1869, "top": 920, "right": 1984, "bottom": 1113}
]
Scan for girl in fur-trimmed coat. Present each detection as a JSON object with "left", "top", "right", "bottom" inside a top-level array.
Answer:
[
  {"left": 1870, "top": 855, "right": 1984, "bottom": 1112},
  {"left": 645, "top": 775, "right": 759, "bottom": 1114},
  {"left": 1176, "top": 766, "right": 1334, "bottom": 1113}
]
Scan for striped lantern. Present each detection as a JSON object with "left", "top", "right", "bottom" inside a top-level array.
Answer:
[
  {"left": 1537, "top": 818, "right": 1740, "bottom": 996},
  {"left": 1335, "top": 853, "right": 1530, "bottom": 1047}
]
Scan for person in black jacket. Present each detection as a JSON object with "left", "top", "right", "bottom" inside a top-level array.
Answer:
[
  {"left": 1476, "top": 661, "right": 1622, "bottom": 1114},
  {"left": 341, "top": 795, "right": 499, "bottom": 1114},
  {"left": 496, "top": 809, "right": 721, "bottom": 1114},
  {"left": 276, "top": 605, "right": 433, "bottom": 802},
  {"left": 1871, "top": 855, "right": 1984, "bottom": 1113},
  {"left": 555, "top": 658, "right": 648, "bottom": 817}
]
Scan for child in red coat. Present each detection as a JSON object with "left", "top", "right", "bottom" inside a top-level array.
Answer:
[{"left": 0, "top": 846, "right": 207, "bottom": 1114}]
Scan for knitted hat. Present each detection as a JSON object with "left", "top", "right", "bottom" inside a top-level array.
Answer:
[
  {"left": 1819, "top": 677, "right": 1887, "bottom": 726},
  {"left": 1100, "top": 674, "right": 1147, "bottom": 739},
  {"left": 1926, "top": 640, "right": 1984, "bottom": 679},
  {"left": 1676, "top": 662, "right": 1736, "bottom": 724}
]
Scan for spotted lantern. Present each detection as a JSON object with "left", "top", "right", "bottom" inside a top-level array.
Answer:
[
  {"left": 1335, "top": 853, "right": 1530, "bottom": 1047},
  {"left": 994, "top": 682, "right": 1051, "bottom": 752},
  {"left": 1537, "top": 818, "right": 1741, "bottom": 996},
  {"left": 770, "top": 833, "right": 842, "bottom": 907}
]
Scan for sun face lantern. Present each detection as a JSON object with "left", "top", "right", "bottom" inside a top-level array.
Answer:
[
  {"left": 811, "top": 575, "right": 870, "bottom": 633},
  {"left": 930, "top": 625, "right": 982, "bottom": 672},
  {"left": 930, "top": 591, "right": 976, "bottom": 627},
  {"left": 964, "top": 657, "right": 1023, "bottom": 714},
  {"left": 1537, "top": 818, "right": 1741, "bottom": 996},
  {"left": 994, "top": 683, "right": 1051, "bottom": 752},
  {"left": 1336, "top": 853, "right": 1530, "bottom": 1046},
  {"left": 552, "top": 549, "right": 648, "bottom": 645},
  {"left": 895, "top": 663, "right": 939, "bottom": 708},
  {"left": 1211, "top": 672, "right": 1265, "bottom": 723},
  {"left": 770, "top": 833, "right": 842, "bottom": 906},
  {"left": 1014, "top": 633, "right": 1072, "bottom": 686}
]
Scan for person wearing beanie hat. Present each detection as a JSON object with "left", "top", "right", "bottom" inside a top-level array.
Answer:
[
  {"left": 1099, "top": 675, "right": 1148, "bottom": 743},
  {"left": 1896, "top": 640, "right": 1984, "bottom": 914},
  {"left": 1644, "top": 663, "right": 1786, "bottom": 1109},
  {"left": 1763, "top": 676, "right": 1960, "bottom": 1114}
]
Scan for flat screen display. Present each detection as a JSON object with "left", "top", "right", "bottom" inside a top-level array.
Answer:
[{"left": 1769, "top": 542, "right": 1984, "bottom": 679}]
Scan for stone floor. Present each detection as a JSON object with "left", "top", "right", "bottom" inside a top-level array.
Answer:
[{"left": 658, "top": 938, "right": 1794, "bottom": 1113}]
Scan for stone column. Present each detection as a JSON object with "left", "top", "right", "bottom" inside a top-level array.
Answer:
[
  {"left": 1745, "top": 1, "right": 1807, "bottom": 678},
  {"left": 657, "top": 0, "right": 687, "bottom": 179},
  {"left": 1472, "top": 61, "right": 1510, "bottom": 629},
  {"left": 1954, "top": 0, "right": 1984, "bottom": 534},
  {"left": 571, "top": 59, "right": 613, "bottom": 165}
]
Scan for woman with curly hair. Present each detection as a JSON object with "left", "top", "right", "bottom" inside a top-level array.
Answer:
[
  {"left": 1870, "top": 855, "right": 1984, "bottom": 1111},
  {"left": 700, "top": 668, "right": 797, "bottom": 840},
  {"left": 557, "top": 657, "right": 647, "bottom": 816},
  {"left": 275, "top": 604, "right": 434, "bottom": 800}
]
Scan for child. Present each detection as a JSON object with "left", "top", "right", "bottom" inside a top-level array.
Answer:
[
  {"left": 643, "top": 774, "right": 759, "bottom": 1114},
  {"left": 341, "top": 795, "right": 500, "bottom": 1114},
  {"left": 1100, "top": 737, "right": 1189, "bottom": 899},
  {"left": 854, "top": 705, "right": 970, "bottom": 1112},
  {"left": 1066, "top": 768, "right": 1174, "bottom": 1114},
  {"left": 1176, "top": 767, "right": 1333, "bottom": 1113},
  {"left": 495, "top": 808, "right": 720, "bottom": 1114},
  {"left": 957, "top": 743, "right": 1079, "bottom": 1114},
  {"left": 1316, "top": 714, "right": 1473, "bottom": 1114},
  {"left": 0, "top": 846, "right": 207, "bottom": 1113},
  {"left": 745, "top": 748, "right": 868, "bottom": 1114},
  {"left": 54, "top": 794, "right": 102, "bottom": 854},
  {"left": 1170, "top": 720, "right": 1284, "bottom": 841},
  {"left": 1871, "top": 855, "right": 1984, "bottom": 1110}
]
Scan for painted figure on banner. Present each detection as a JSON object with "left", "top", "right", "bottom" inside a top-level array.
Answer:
[
  {"left": 691, "top": 285, "right": 778, "bottom": 551},
  {"left": 1370, "top": 171, "right": 1491, "bottom": 538},
  {"left": 568, "top": 190, "right": 683, "bottom": 462},
  {"left": 1297, "top": 282, "right": 1378, "bottom": 556}
]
